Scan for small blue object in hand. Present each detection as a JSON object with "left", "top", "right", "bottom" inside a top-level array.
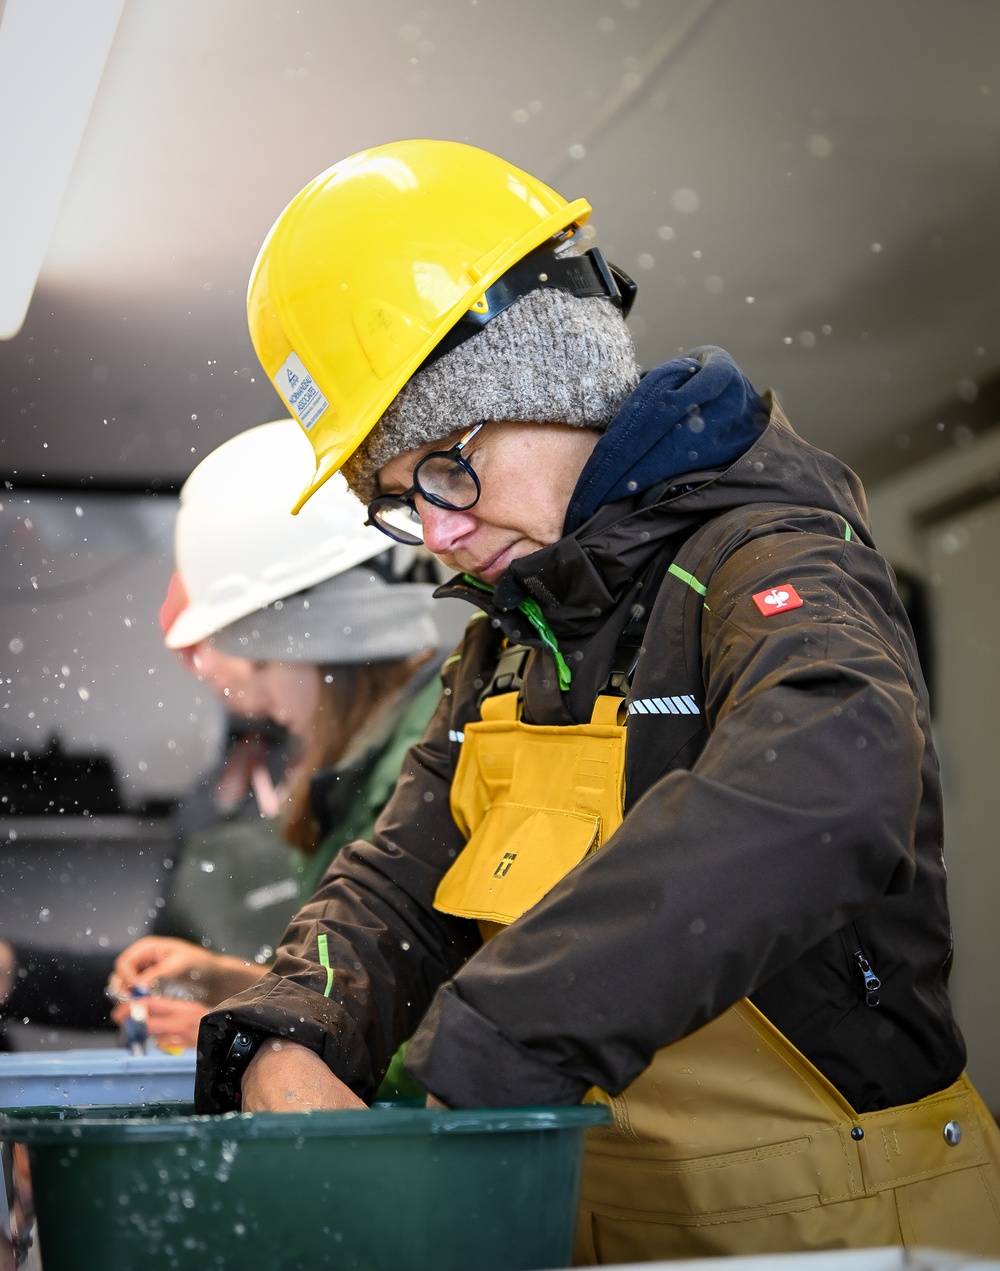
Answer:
[{"left": 124, "top": 985, "right": 150, "bottom": 1056}]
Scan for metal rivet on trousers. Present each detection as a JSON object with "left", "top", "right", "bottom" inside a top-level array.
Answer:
[
  {"left": 850, "top": 1126, "right": 864, "bottom": 1140},
  {"left": 943, "top": 1120, "right": 962, "bottom": 1146}
]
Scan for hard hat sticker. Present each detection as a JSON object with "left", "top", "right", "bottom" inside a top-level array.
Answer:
[
  {"left": 752, "top": 584, "right": 803, "bottom": 616},
  {"left": 273, "top": 351, "right": 329, "bottom": 431}
]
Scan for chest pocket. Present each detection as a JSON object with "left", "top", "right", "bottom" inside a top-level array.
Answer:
[{"left": 435, "top": 692, "right": 626, "bottom": 938}]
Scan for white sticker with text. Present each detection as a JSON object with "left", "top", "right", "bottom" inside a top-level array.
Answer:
[{"left": 272, "top": 351, "right": 329, "bottom": 431}]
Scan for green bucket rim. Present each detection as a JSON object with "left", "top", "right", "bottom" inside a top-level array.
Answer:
[{"left": 0, "top": 1100, "right": 610, "bottom": 1144}]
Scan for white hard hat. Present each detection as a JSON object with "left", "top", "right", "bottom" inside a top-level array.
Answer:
[{"left": 165, "top": 420, "right": 390, "bottom": 649}]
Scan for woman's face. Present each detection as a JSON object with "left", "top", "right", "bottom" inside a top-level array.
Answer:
[
  {"left": 377, "top": 420, "right": 601, "bottom": 585},
  {"left": 188, "top": 643, "right": 257, "bottom": 711},
  {"left": 239, "top": 662, "right": 323, "bottom": 739},
  {"left": 189, "top": 644, "right": 322, "bottom": 739}
]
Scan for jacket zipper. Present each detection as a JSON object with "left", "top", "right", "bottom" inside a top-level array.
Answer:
[
  {"left": 839, "top": 922, "right": 881, "bottom": 1007},
  {"left": 850, "top": 922, "right": 881, "bottom": 1006},
  {"left": 854, "top": 950, "right": 881, "bottom": 1006}
]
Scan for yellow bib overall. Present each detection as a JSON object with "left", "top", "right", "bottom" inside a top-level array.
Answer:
[{"left": 433, "top": 690, "right": 1000, "bottom": 1261}]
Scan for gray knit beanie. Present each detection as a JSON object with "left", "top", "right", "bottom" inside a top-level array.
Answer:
[
  {"left": 341, "top": 286, "right": 640, "bottom": 504},
  {"left": 209, "top": 565, "right": 439, "bottom": 664}
]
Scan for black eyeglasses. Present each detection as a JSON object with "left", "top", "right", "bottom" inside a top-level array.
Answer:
[{"left": 366, "top": 423, "right": 485, "bottom": 544}]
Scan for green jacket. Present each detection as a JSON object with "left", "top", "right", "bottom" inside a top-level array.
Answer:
[{"left": 290, "top": 671, "right": 445, "bottom": 902}]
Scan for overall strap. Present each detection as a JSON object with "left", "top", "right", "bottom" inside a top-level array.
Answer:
[
  {"left": 480, "top": 691, "right": 520, "bottom": 722},
  {"left": 590, "top": 695, "right": 626, "bottom": 726},
  {"left": 477, "top": 642, "right": 530, "bottom": 713},
  {"left": 597, "top": 547, "right": 678, "bottom": 705}
]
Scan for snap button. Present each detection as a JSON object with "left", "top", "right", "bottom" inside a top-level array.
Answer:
[
  {"left": 851, "top": 1126, "right": 864, "bottom": 1140},
  {"left": 943, "top": 1120, "right": 962, "bottom": 1146}
]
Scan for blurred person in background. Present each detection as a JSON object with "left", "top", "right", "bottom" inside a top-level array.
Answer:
[
  {"left": 0, "top": 597, "right": 290, "bottom": 1045},
  {"left": 1, "top": 421, "right": 443, "bottom": 1066},
  {"left": 0, "top": 696, "right": 288, "bottom": 1046}
]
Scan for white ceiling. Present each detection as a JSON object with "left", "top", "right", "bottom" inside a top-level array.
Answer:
[{"left": 2, "top": 0, "right": 1000, "bottom": 487}]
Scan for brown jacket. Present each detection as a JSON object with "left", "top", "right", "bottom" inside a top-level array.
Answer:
[{"left": 196, "top": 400, "right": 964, "bottom": 1114}]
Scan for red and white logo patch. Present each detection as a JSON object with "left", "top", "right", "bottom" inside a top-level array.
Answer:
[{"left": 752, "top": 584, "right": 803, "bottom": 616}]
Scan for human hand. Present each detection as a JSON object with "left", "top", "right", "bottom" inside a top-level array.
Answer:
[
  {"left": 110, "top": 936, "right": 215, "bottom": 999},
  {"left": 241, "top": 1038, "right": 368, "bottom": 1113},
  {"left": 109, "top": 936, "right": 266, "bottom": 1006},
  {"left": 110, "top": 995, "right": 208, "bottom": 1050}
]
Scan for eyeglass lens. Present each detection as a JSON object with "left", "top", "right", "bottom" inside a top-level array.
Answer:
[
  {"left": 371, "top": 501, "right": 424, "bottom": 544},
  {"left": 415, "top": 453, "right": 479, "bottom": 509},
  {"left": 368, "top": 423, "right": 484, "bottom": 543}
]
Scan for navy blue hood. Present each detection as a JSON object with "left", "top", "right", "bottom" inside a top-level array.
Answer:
[{"left": 564, "top": 346, "right": 769, "bottom": 535}]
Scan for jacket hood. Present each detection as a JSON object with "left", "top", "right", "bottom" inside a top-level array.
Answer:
[
  {"left": 564, "top": 345, "right": 770, "bottom": 533},
  {"left": 438, "top": 351, "right": 874, "bottom": 642}
]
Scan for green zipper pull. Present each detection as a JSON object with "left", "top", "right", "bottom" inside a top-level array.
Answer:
[
  {"left": 461, "top": 573, "right": 571, "bottom": 690},
  {"left": 517, "top": 597, "right": 572, "bottom": 690}
]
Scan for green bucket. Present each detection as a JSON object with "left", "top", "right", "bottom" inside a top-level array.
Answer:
[{"left": 1, "top": 1100, "right": 609, "bottom": 1271}]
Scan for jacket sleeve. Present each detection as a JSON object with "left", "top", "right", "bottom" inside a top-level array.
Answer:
[
  {"left": 405, "top": 531, "right": 928, "bottom": 1106},
  {"left": 195, "top": 652, "right": 482, "bottom": 1110}
]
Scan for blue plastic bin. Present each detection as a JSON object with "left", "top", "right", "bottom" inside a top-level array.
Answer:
[{"left": 0, "top": 1047, "right": 195, "bottom": 1109}]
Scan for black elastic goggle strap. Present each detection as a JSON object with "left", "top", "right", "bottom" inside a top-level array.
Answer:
[{"left": 419, "top": 245, "right": 637, "bottom": 374}]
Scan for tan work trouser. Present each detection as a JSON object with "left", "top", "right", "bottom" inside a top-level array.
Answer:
[{"left": 578, "top": 1000, "right": 1000, "bottom": 1260}]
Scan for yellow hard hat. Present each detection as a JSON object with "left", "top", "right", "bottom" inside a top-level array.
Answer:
[{"left": 247, "top": 139, "right": 591, "bottom": 511}]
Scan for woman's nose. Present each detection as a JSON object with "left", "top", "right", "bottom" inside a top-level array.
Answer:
[{"left": 417, "top": 500, "right": 476, "bottom": 557}]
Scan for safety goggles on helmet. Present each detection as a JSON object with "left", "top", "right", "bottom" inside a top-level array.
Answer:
[
  {"left": 366, "top": 423, "right": 485, "bottom": 544},
  {"left": 415, "top": 244, "right": 637, "bottom": 375}
]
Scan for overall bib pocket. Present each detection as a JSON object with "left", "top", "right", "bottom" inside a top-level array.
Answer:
[
  {"left": 437, "top": 690, "right": 628, "bottom": 936},
  {"left": 434, "top": 803, "right": 601, "bottom": 927}
]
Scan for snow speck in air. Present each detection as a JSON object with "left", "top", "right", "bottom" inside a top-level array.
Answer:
[{"left": 671, "top": 188, "right": 700, "bottom": 214}]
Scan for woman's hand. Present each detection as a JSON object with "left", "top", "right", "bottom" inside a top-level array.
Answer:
[
  {"left": 109, "top": 936, "right": 267, "bottom": 1006},
  {"left": 241, "top": 1038, "right": 368, "bottom": 1112},
  {"left": 110, "top": 936, "right": 217, "bottom": 1000},
  {"left": 110, "top": 995, "right": 208, "bottom": 1050}
]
